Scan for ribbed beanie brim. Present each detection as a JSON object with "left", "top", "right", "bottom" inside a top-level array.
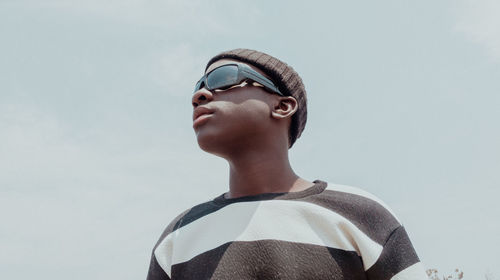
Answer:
[{"left": 206, "top": 49, "right": 307, "bottom": 148}]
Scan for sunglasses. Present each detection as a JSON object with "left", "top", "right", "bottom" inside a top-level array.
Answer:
[{"left": 194, "top": 63, "right": 283, "bottom": 96}]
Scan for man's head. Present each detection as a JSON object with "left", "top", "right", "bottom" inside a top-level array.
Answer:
[{"left": 192, "top": 49, "right": 307, "bottom": 155}]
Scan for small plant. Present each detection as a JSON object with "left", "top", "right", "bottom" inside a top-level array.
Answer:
[{"left": 426, "top": 268, "right": 464, "bottom": 280}]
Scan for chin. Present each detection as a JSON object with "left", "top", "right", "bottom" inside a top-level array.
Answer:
[
  {"left": 195, "top": 129, "right": 241, "bottom": 159},
  {"left": 196, "top": 129, "right": 223, "bottom": 153}
]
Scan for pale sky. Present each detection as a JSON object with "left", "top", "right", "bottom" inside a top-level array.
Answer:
[{"left": 1, "top": 1, "right": 499, "bottom": 279}]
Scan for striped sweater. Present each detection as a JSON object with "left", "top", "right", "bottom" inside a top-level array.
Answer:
[{"left": 147, "top": 180, "right": 427, "bottom": 280}]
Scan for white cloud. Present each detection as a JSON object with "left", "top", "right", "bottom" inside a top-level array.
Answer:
[{"left": 454, "top": 0, "right": 500, "bottom": 61}]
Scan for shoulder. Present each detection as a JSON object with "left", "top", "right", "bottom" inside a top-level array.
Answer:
[
  {"left": 153, "top": 198, "right": 224, "bottom": 249},
  {"left": 301, "top": 182, "right": 402, "bottom": 245},
  {"left": 326, "top": 182, "right": 400, "bottom": 222}
]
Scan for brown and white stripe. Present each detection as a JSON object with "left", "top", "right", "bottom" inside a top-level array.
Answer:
[{"left": 147, "top": 180, "right": 427, "bottom": 280}]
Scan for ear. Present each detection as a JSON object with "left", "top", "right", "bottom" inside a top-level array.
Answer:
[{"left": 271, "top": 96, "right": 298, "bottom": 120}]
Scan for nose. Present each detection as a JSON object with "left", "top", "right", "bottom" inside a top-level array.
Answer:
[{"left": 192, "top": 88, "right": 214, "bottom": 108}]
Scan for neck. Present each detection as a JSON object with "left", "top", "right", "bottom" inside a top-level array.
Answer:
[{"left": 225, "top": 143, "right": 313, "bottom": 198}]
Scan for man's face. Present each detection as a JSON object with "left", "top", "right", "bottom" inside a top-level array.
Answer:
[{"left": 191, "top": 59, "right": 280, "bottom": 157}]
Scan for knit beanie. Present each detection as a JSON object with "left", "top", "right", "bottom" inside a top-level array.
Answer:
[{"left": 205, "top": 48, "right": 307, "bottom": 148}]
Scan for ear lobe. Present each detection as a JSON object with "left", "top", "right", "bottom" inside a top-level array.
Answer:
[{"left": 271, "top": 97, "right": 298, "bottom": 120}]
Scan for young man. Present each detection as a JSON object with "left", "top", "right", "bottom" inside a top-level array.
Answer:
[{"left": 147, "top": 49, "right": 427, "bottom": 280}]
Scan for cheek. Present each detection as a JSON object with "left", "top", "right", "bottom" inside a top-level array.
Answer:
[
  {"left": 201, "top": 100, "right": 270, "bottom": 138},
  {"left": 226, "top": 99, "right": 271, "bottom": 126}
]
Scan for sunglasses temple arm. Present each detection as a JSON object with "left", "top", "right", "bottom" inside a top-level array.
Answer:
[{"left": 241, "top": 69, "right": 283, "bottom": 95}]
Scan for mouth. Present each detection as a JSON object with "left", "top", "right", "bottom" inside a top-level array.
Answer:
[{"left": 193, "top": 112, "right": 214, "bottom": 128}]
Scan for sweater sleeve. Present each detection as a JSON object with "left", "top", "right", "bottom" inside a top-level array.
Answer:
[
  {"left": 145, "top": 210, "right": 189, "bottom": 280},
  {"left": 365, "top": 226, "right": 427, "bottom": 280},
  {"left": 146, "top": 252, "right": 171, "bottom": 280}
]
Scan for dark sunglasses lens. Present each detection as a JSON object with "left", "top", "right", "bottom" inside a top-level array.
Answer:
[
  {"left": 194, "top": 80, "right": 202, "bottom": 92},
  {"left": 206, "top": 65, "right": 239, "bottom": 90}
]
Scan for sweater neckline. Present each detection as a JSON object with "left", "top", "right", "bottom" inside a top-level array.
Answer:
[{"left": 212, "top": 179, "right": 327, "bottom": 205}]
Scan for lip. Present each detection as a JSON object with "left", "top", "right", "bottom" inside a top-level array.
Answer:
[
  {"left": 192, "top": 113, "right": 214, "bottom": 128},
  {"left": 193, "top": 107, "right": 215, "bottom": 121},
  {"left": 192, "top": 107, "right": 215, "bottom": 128}
]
